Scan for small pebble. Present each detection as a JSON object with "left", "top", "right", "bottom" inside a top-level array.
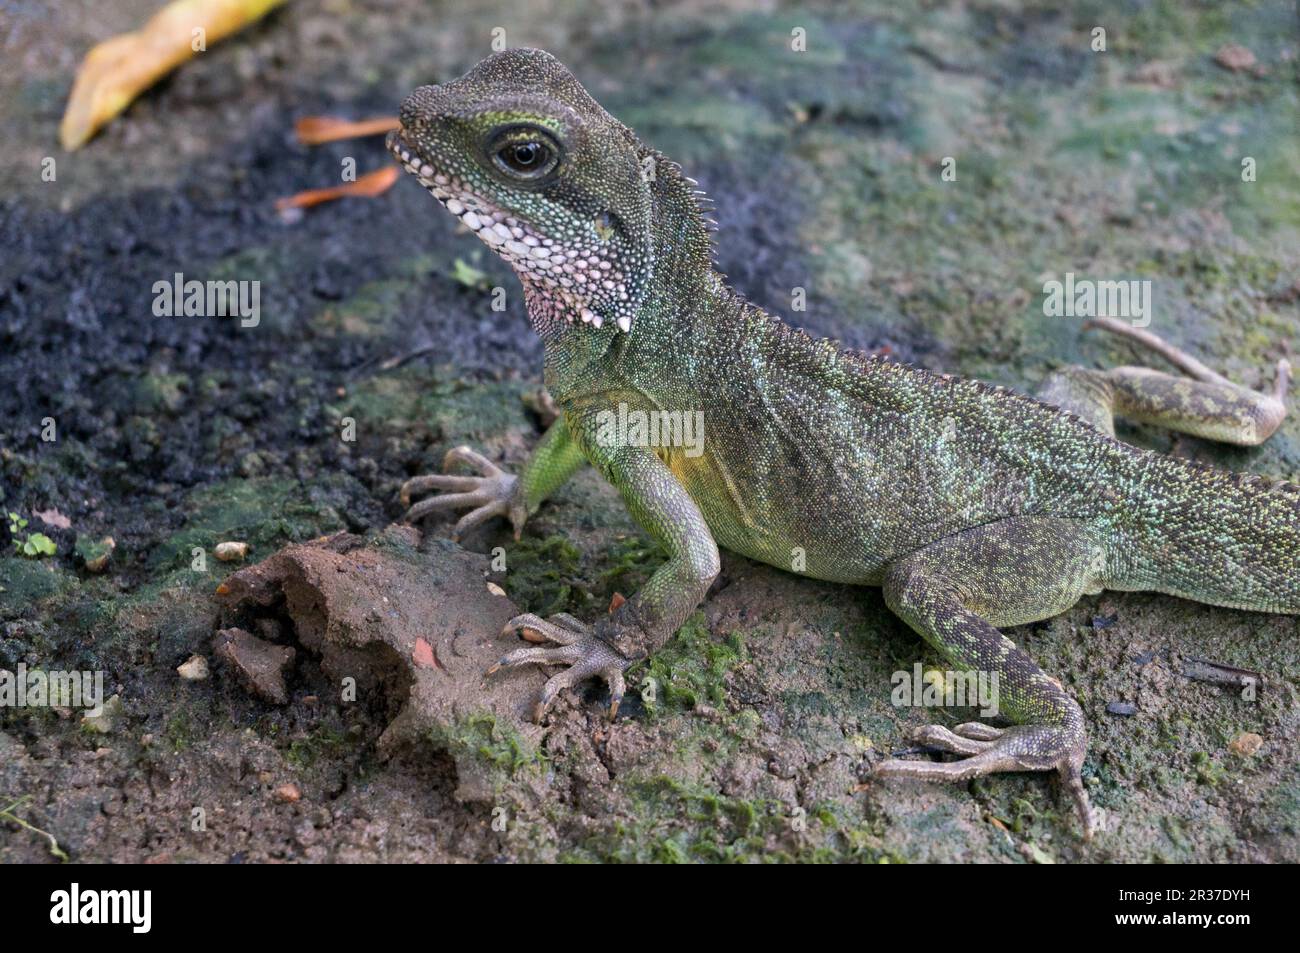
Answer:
[
  {"left": 177, "top": 655, "right": 209, "bottom": 681},
  {"left": 1229, "top": 732, "right": 1264, "bottom": 757},
  {"left": 1214, "top": 44, "right": 1257, "bottom": 72},
  {"left": 215, "top": 541, "right": 249, "bottom": 562}
]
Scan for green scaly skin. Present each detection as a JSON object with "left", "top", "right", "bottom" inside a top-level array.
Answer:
[{"left": 388, "top": 49, "right": 1297, "bottom": 836}]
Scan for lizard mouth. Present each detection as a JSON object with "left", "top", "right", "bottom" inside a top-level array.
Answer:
[
  {"left": 384, "top": 128, "right": 624, "bottom": 330},
  {"left": 382, "top": 128, "right": 587, "bottom": 308},
  {"left": 387, "top": 129, "right": 460, "bottom": 203}
]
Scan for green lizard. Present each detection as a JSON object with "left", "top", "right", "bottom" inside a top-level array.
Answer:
[{"left": 387, "top": 48, "right": 1296, "bottom": 835}]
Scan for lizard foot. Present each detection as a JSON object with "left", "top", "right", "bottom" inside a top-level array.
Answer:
[
  {"left": 400, "top": 445, "right": 523, "bottom": 540},
  {"left": 874, "top": 720, "right": 1095, "bottom": 838},
  {"left": 487, "top": 612, "right": 629, "bottom": 721}
]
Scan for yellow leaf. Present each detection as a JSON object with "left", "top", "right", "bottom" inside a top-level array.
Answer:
[{"left": 60, "top": 0, "right": 290, "bottom": 150}]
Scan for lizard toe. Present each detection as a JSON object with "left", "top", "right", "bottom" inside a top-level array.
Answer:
[
  {"left": 874, "top": 722, "right": 1094, "bottom": 836},
  {"left": 907, "top": 723, "right": 995, "bottom": 757},
  {"left": 500, "top": 612, "right": 589, "bottom": 645},
  {"left": 399, "top": 473, "right": 481, "bottom": 507},
  {"left": 952, "top": 722, "right": 1004, "bottom": 741}
]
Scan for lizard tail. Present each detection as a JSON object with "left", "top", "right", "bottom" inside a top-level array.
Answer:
[{"left": 1115, "top": 456, "right": 1300, "bottom": 615}]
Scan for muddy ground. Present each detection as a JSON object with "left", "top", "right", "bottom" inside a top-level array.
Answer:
[{"left": 1, "top": 0, "right": 1297, "bottom": 862}]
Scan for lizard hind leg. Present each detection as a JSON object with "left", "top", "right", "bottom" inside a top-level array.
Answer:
[
  {"left": 1035, "top": 365, "right": 1117, "bottom": 437},
  {"left": 1037, "top": 318, "right": 1290, "bottom": 446},
  {"left": 872, "top": 517, "right": 1106, "bottom": 837}
]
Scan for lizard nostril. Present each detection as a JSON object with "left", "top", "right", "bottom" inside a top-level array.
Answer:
[{"left": 399, "top": 84, "right": 447, "bottom": 129}]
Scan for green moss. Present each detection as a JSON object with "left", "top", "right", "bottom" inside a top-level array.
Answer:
[
  {"left": 451, "top": 257, "right": 490, "bottom": 290},
  {"left": 73, "top": 535, "right": 112, "bottom": 567},
  {"left": 579, "top": 775, "right": 786, "bottom": 863},
  {"left": 593, "top": 534, "right": 665, "bottom": 604},
  {"left": 431, "top": 711, "right": 543, "bottom": 778},
  {"left": 1193, "top": 751, "right": 1226, "bottom": 787},
  {"left": 205, "top": 246, "right": 300, "bottom": 336},
  {"left": 501, "top": 533, "right": 585, "bottom": 617},
  {"left": 286, "top": 726, "right": 349, "bottom": 769},
  {"left": 129, "top": 373, "right": 189, "bottom": 415},
  {"left": 784, "top": 0, "right": 1298, "bottom": 407},
  {"left": 1260, "top": 763, "right": 1300, "bottom": 836},
  {"left": 0, "top": 557, "right": 69, "bottom": 613},
  {"left": 640, "top": 615, "right": 746, "bottom": 716},
  {"left": 337, "top": 368, "right": 529, "bottom": 449},
  {"left": 163, "top": 709, "right": 200, "bottom": 753},
  {"left": 566, "top": 776, "right": 900, "bottom": 864},
  {"left": 149, "top": 477, "right": 346, "bottom": 572}
]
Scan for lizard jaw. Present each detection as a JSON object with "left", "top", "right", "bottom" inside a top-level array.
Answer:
[{"left": 387, "top": 129, "right": 630, "bottom": 332}]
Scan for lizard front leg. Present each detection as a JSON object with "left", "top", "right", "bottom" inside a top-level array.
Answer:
[
  {"left": 401, "top": 415, "right": 586, "bottom": 540},
  {"left": 489, "top": 442, "right": 721, "bottom": 721},
  {"left": 872, "top": 517, "right": 1106, "bottom": 836}
]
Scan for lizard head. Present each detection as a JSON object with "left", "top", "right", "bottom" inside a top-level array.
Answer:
[{"left": 389, "top": 48, "right": 655, "bottom": 333}]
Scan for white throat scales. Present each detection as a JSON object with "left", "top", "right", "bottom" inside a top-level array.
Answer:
[{"left": 393, "top": 141, "right": 635, "bottom": 333}]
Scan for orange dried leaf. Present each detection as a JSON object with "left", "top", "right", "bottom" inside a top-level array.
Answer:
[
  {"left": 295, "top": 115, "right": 400, "bottom": 145},
  {"left": 60, "top": 0, "right": 290, "bottom": 150},
  {"left": 412, "top": 637, "right": 436, "bottom": 669},
  {"left": 273, "top": 166, "right": 400, "bottom": 212}
]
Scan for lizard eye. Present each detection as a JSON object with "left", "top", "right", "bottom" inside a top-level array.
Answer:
[
  {"left": 504, "top": 142, "right": 542, "bottom": 168},
  {"left": 487, "top": 126, "right": 561, "bottom": 182},
  {"left": 494, "top": 140, "right": 555, "bottom": 177}
]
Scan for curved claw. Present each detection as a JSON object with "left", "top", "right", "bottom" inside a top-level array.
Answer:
[
  {"left": 532, "top": 656, "right": 627, "bottom": 722},
  {"left": 606, "top": 667, "right": 626, "bottom": 719}
]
